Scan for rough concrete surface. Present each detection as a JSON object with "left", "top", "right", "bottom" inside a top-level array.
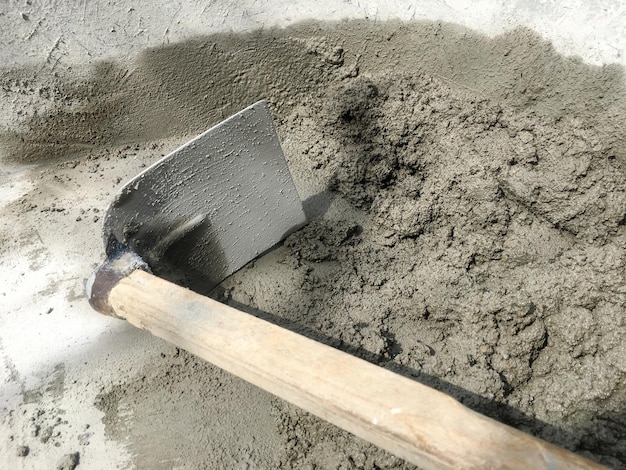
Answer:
[{"left": 1, "top": 2, "right": 625, "bottom": 469}]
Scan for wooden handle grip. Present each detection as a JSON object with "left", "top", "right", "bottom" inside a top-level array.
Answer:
[{"left": 101, "top": 269, "right": 605, "bottom": 469}]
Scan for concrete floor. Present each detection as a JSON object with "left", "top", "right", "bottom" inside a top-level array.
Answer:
[{"left": 1, "top": 1, "right": 624, "bottom": 468}]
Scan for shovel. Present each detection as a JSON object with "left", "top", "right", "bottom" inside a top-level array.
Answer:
[{"left": 86, "top": 101, "right": 604, "bottom": 469}]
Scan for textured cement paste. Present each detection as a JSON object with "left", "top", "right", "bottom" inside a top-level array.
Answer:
[{"left": 1, "top": 20, "right": 625, "bottom": 469}]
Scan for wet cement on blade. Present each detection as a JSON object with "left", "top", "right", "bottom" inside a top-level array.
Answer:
[{"left": 2, "top": 19, "right": 625, "bottom": 469}]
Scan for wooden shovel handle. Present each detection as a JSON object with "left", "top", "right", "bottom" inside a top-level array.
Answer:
[{"left": 88, "top": 258, "right": 606, "bottom": 469}]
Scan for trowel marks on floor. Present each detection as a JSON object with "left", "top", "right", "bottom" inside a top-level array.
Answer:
[{"left": 1, "top": 19, "right": 624, "bottom": 469}]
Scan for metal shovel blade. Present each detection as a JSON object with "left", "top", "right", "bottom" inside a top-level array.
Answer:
[{"left": 103, "top": 100, "right": 306, "bottom": 292}]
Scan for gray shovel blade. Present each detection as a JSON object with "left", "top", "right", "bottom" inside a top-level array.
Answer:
[{"left": 103, "top": 100, "right": 306, "bottom": 293}]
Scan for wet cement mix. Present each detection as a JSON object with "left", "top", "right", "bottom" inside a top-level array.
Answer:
[{"left": 2, "top": 20, "right": 625, "bottom": 469}]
